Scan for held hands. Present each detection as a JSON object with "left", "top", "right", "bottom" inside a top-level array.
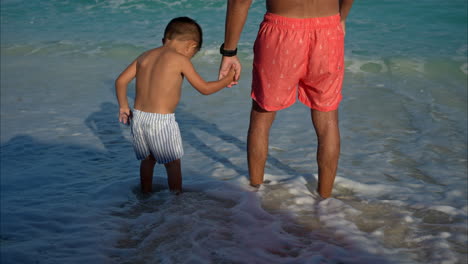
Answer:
[
  {"left": 219, "top": 56, "right": 241, "bottom": 88},
  {"left": 119, "top": 108, "right": 132, "bottom": 125},
  {"left": 226, "top": 64, "right": 237, "bottom": 83}
]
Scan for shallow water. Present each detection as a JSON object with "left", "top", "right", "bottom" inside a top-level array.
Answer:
[{"left": 1, "top": 0, "right": 467, "bottom": 263}]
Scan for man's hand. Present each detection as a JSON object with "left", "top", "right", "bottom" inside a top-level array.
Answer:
[
  {"left": 341, "top": 20, "right": 346, "bottom": 36},
  {"left": 119, "top": 108, "right": 132, "bottom": 125},
  {"left": 219, "top": 56, "right": 241, "bottom": 87}
]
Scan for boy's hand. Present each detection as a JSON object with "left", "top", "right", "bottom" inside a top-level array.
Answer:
[
  {"left": 223, "top": 64, "right": 237, "bottom": 88},
  {"left": 227, "top": 64, "right": 236, "bottom": 79},
  {"left": 119, "top": 108, "right": 132, "bottom": 125},
  {"left": 219, "top": 56, "right": 241, "bottom": 87}
]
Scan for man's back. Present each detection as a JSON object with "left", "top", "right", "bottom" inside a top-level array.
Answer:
[
  {"left": 134, "top": 47, "right": 184, "bottom": 114},
  {"left": 266, "top": 0, "right": 339, "bottom": 18}
]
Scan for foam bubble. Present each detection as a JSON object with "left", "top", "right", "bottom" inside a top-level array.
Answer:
[{"left": 461, "top": 63, "right": 468, "bottom": 74}]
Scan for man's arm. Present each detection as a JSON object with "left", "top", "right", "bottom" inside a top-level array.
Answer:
[
  {"left": 182, "top": 57, "right": 236, "bottom": 95},
  {"left": 218, "top": 0, "right": 253, "bottom": 84},
  {"left": 339, "top": 0, "right": 354, "bottom": 35},
  {"left": 115, "top": 60, "right": 136, "bottom": 124}
]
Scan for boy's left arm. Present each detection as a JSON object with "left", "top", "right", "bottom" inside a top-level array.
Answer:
[
  {"left": 181, "top": 57, "right": 236, "bottom": 95},
  {"left": 115, "top": 60, "right": 137, "bottom": 124}
]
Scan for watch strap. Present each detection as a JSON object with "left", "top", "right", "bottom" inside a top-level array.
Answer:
[{"left": 219, "top": 43, "right": 237, "bottom": 57}]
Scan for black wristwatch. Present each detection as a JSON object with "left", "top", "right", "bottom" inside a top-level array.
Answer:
[{"left": 219, "top": 43, "right": 237, "bottom": 57}]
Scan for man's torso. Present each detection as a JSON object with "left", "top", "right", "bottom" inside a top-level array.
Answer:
[{"left": 266, "top": 0, "right": 339, "bottom": 18}]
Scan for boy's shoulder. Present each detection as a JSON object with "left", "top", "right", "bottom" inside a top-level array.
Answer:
[
  {"left": 144, "top": 47, "right": 187, "bottom": 59},
  {"left": 138, "top": 47, "right": 189, "bottom": 68}
]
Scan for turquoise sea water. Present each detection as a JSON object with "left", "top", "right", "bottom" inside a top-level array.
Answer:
[{"left": 1, "top": 1, "right": 467, "bottom": 263}]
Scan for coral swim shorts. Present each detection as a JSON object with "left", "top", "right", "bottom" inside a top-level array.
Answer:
[{"left": 252, "top": 12, "right": 345, "bottom": 112}]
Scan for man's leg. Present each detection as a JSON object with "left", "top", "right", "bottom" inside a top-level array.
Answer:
[
  {"left": 311, "top": 109, "right": 340, "bottom": 198},
  {"left": 140, "top": 155, "right": 156, "bottom": 193},
  {"left": 164, "top": 159, "right": 182, "bottom": 193},
  {"left": 247, "top": 100, "right": 276, "bottom": 187}
]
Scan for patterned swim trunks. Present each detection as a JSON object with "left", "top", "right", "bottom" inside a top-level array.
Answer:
[
  {"left": 252, "top": 12, "right": 345, "bottom": 112},
  {"left": 131, "top": 110, "right": 184, "bottom": 164}
]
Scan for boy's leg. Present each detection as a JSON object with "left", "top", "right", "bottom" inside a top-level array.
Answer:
[
  {"left": 164, "top": 159, "right": 182, "bottom": 193},
  {"left": 140, "top": 155, "right": 156, "bottom": 193},
  {"left": 311, "top": 109, "right": 340, "bottom": 198},
  {"left": 247, "top": 100, "right": 276, "bottom": 187}
]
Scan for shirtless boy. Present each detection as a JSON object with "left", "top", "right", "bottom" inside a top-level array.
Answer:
[
  {"left": 116, "top": 17, "right": 236, "bottom": 193},
  {"left": 219, "top": 0, "right": 354, "bottom": 198}
]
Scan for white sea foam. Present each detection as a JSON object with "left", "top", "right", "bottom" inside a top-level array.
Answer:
[{"left": 461, "top": 63, "right": 468, "bottom": 74}]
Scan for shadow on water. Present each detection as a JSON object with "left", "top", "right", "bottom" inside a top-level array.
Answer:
[
  {"left": 84, "top": 101, "right": 312, "bottom": 184},
  {"left": 0, "top": 106, "right": 391, "bottom": 264},
  {"left": 85, "top": 102, "right": 129, "bottom": 157},
  {"left": 79, "top": 102, "right": 397, "bottom": 262},
  {"left": 0, "top": 134, "right": 133, "bottom": 263},
  {"left": 177, "top": 103, "right": 314, "bottom": 184}
]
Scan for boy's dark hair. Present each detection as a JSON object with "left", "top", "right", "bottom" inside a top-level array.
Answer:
[{"left": 163, "top": 17, "right": 203, "bottom": 50}]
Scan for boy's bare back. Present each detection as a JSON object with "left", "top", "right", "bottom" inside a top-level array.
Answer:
[
  {"left": 116, "top": 16, "right": 236, "bottom": 124},
  {"left": 115, "top": 38, "right": 235, "bottom": 124},
  {"left": 134, "top": 47, "right": 186, "bottom": 114}
]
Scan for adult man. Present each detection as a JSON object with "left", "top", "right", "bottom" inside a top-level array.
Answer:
[{"left": 219, "top": 0, "right": 354, "bottom": 198}]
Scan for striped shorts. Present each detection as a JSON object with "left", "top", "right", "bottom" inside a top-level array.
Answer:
[{"left": 131, "top": 110, "right": 184, "bottom": 164}]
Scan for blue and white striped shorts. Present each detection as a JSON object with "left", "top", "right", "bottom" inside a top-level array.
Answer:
[{"left": 131, "top": 110, "right": 184, "bottom": 164}]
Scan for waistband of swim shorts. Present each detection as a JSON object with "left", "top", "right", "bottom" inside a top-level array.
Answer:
[
  {"left": 133, "top": 109, "right": 175, "bottom": 121},
  {"left": 262, "top": 12, "right": 341, "bottom": 29}
]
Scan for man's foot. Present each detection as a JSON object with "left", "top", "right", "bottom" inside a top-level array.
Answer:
[
  {"left": 250, "top": 183, "right": 261, "bottom": 188},
  {"left": 249, "top": 179, "right": 271, "bottom": 188},
  {"left": 170, "top": 189, "right": 182, "bottom": 195}
]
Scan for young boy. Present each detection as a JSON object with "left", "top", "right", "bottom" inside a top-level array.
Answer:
[{"left": 115, "top": 17, "right": 236, "bottom": 194}]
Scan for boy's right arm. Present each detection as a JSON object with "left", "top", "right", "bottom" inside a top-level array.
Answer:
[
  {"left": 181, "top": 58, "right": 236, "bottom": 95},
  {"left": 115, "top": 60, "right": 137, "bottom": 124}
]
